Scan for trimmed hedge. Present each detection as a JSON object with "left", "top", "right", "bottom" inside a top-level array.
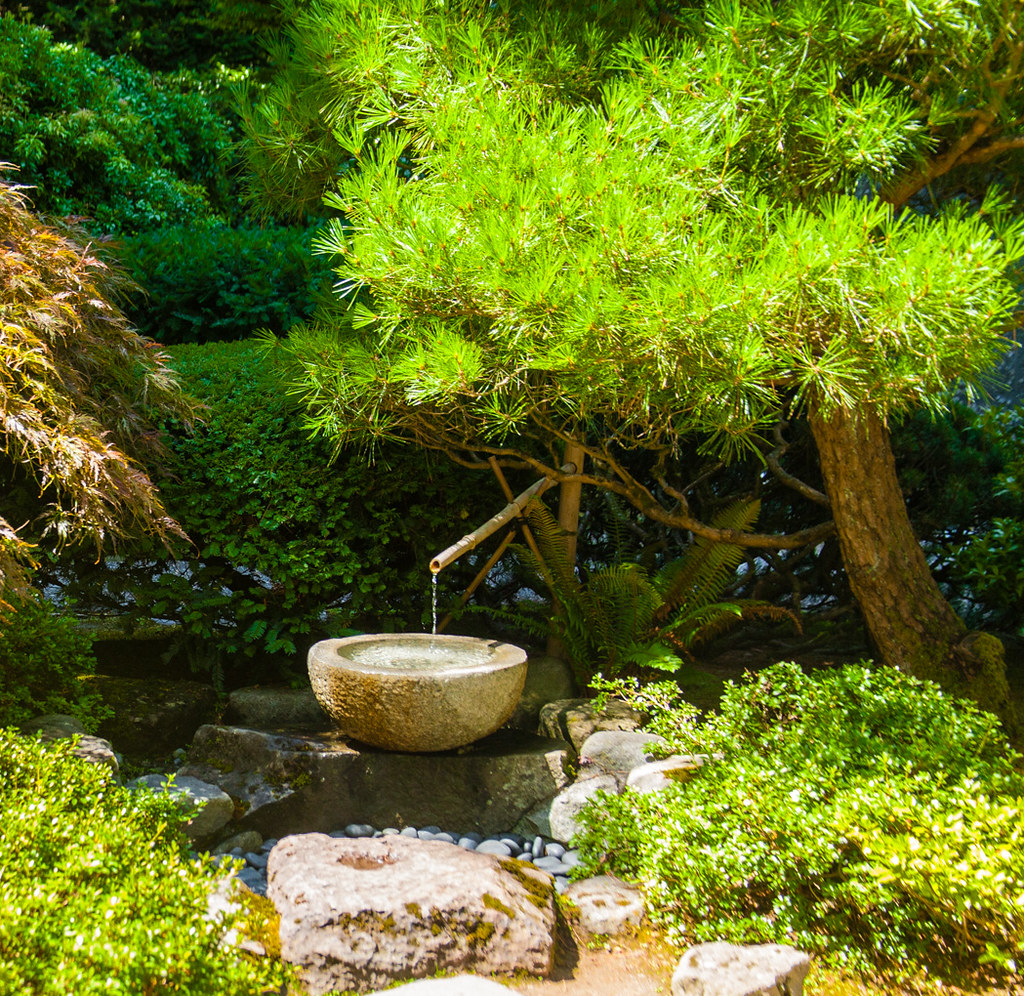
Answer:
[
  {"left": 119, "top": 223, "right": 336, "bottom": 344},
  {"left": 578, "top": 662, "right": 1024, "bottom": 983}
]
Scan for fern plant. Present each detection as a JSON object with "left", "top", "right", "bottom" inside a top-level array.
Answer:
[{"left": 521, "top": 498, "right": 799, "bottom": 683}]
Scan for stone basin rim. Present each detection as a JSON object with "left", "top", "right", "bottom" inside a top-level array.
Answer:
[{"left": 317, "top": 633, "right": 528, "bottom": 676}]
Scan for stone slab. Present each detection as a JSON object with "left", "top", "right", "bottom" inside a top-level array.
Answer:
[
  {"left": 268, "top": 834, "right": 554, "bottom": 994},
  {"left": 181, "top": 725, "right": 572, "bottom": 839}
]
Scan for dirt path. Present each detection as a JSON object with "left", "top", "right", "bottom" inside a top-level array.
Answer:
[{"left": 511, "top": 931, "right": 678, "bottom": 996}]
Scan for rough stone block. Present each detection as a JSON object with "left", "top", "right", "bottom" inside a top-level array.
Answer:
[{"left": 268, "top": 833, "right": 555, "bottom": 994}]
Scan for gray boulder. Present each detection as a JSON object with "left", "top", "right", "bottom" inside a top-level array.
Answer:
[
  {"left": 20, "top": 713, "right": 87, "bottom": 738},
  {"left": 225, "top": 685, "right": 327, "bottom": 729},
  {"left": 625, "top": 755, "right": 711, "bottom": 794},
  {"left": 578, "top": 730, "right": 667, "bottom": 786},
  {"left": 267, "top": 833, "right": 555, "bottom": 995},
  {"left": 545, "top": 773, "right": 619, "bottom": 844},
  {"left": 20, "top": 714, "right": 119, "bottom": 776},
  {"left": 80, "top": 675, "right": 218, "bottom": 759},
  {"left": 213, "top": 830, "right": 264, "bottom": 856},
  {"left": 563, "top": 875, "right": 645, "bottom": 936},
  {"left": 368, "top": 976, "right": 523, "bottom": 994},
  {"left": 507, "top": 655, "right": 578, "bottom": 732},
  {"left": 181, "top": 725, "right": 570, "bottom": 839},
  {"left": 538, "top": 698, "right": 642, "bottom": 753},
  {"left": 671, "top": 942, "right": 811, "bottom": 996},
  {"left": 130, "top": 773, "right": 234, "bottom": 842}
]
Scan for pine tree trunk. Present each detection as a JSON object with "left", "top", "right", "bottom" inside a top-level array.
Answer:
[{"left": 808, "top": 404, "right": 1017, "bottom": 734}]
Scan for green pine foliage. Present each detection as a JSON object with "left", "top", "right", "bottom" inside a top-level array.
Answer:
[
  {"left": 0, "top": 729, "right": 288, "bottom": 993},
  {"left": 244, "top": 0, "right": 1024, "bottom": 464},
  {"left": 577, "top": 662, "right": 1024, "bottom": 983}
]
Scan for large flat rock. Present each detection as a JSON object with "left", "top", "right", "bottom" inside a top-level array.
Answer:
[
  {"left": 181, "top": 725, "right": 571, "bottom": 838},
  {"left": 268, "top": 833, "right": 555, "bottom": 994}
]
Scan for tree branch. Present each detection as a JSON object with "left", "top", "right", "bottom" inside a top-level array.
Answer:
[
  {"left": 767, "top": 419, "right": 831, "bottom": 507},
  {"left": 957, "top": 133, "right": 1024, "bottom": 166},
  {"left": 404, "top": 421, "right": 836, "bottom": 551}
]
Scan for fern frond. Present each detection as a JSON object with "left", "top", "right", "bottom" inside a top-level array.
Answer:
[
  {"left": 652, "top": 499, "right": 760, "bottom": 626},
  {"left": 460, "top": 601, "right": 552, "bottom": 642},
  {"left": 588, "top": 564, "right": 662, "bottom": 665},
  {"left": 522, "top": 500, "right": 582, "bottom": 603},
  {"left": 681, "top": 600, "right": 803, "bottom": 652}
]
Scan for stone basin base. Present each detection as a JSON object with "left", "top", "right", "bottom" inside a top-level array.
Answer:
[
  {"left": 180, "top": 724, "right": 571, "bottom": 838},
  {"left": 308, "top": 634, "right": 528, "bottom": 752}
]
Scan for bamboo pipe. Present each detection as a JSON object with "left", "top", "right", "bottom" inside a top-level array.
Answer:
[
  {"left": 429, "top": 462, "right": 577, "bottom": 574},
  {"left": 435, "top": 530, "right": 516, "bottom": 633}
]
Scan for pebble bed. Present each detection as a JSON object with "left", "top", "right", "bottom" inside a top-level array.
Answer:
[{"left": 218, "top": 824, "right": 580, "bottom": 897}]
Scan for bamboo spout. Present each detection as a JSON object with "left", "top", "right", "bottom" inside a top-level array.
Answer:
[{"left": 429, "top": 462, "right": 576, "bottom": 574}]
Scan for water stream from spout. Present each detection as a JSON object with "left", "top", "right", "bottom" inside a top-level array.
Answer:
[{"left": 431, "top": 571, "right": 439, "bottom": 637}]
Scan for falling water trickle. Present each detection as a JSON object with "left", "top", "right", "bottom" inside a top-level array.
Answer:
[{"left": 431, "top": 571, "right": 439, "bottom": 637}]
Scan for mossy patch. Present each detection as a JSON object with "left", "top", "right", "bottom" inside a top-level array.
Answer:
[
  {"left": 498, "top": 858, "right": 555, "bottom": 910},
  {"left": 236, "top": 889, "right": 281, "bottom": 960},
  {"left": 482, "top": 892, "right": 515, "bottom": 919},
  {"left": 464, "top": 918, "right": 496, "bottom": 947}
]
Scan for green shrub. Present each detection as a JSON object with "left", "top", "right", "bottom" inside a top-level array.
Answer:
[
  {"left": 0, "top": 594, "right": 108, "bottom": 730},
  {"left": 577, "top": 662, "right": 1024, "bottom": 983},
  {"left": 0, "top": 728, "right": 287, "bottom": 993},
  {"left": 45, "top": 339, "right": 497, "bottom": 681},
  {"left": 0, "top": 17, "right": 235, "bottom": 232},
  {"left": 119, "top": 223, "right": 336, "bottom": 344},
  {"left": 8, "top": 0, "right": 281, "bottom": 72}
]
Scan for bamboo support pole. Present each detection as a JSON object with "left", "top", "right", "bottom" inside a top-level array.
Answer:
[
  {"left": 429, "top": 462, "right": 576, "bottom": 574},
  {"left": 488, "top": 457, "right": 549, "bottom": 580}
]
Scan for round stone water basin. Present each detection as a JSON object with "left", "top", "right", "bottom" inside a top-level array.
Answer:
[{"left": 307, "top": 634, "right": 528, "bottom": 752}]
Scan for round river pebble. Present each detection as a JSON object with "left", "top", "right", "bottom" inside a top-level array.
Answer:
[{"left": 220, "top": 823, "right": 578, "bottom": 897}]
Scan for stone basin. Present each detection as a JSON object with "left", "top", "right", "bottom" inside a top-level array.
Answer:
[{"left": 307, "top": 634, "right": 528, "bottom": 752}]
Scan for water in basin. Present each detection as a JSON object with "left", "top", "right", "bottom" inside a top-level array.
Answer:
[{"left": 343, "top": 640, "right": 494, "bottom": 672}]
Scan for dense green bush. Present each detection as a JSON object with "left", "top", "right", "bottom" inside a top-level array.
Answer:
[
  {"left": 44, "top": 339, "right": 496, "bottom": 682},
  {"left": 119, "top": 223, "right": 336, "bottom": 343},
  {"left": 0, "top": 594, "right": 108, "bottom": 730},
  {"left": 8, "top": 0, "right": 281, "bottom": 72},
  {"left": 0, "top": 728, "right": 287, "bottom": 993},
  {"left": 0, "top": 17, "right": 235, "bottom": 232},
  {"left": 576, "top": 662, "right": 1024, "bottom": 982}
]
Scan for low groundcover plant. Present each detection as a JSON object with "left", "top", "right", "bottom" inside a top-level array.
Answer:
[
  {"left": 576, "top": 661, "right": 1024, "bottom": 985},
  {"left": 0, "top": 729, "right": 287, "bottom": 994}
]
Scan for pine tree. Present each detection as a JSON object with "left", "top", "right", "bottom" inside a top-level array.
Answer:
[{"left": 241, "top": 0, "right": 1024, "bottom": 728}]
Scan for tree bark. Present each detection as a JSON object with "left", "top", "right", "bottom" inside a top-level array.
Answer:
[{"left": 808, "top": 404, "right": 1018, "bottom": 735}]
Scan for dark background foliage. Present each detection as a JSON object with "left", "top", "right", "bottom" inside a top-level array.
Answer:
[
  {"left": 33, "top": 340, "right": 520, "bottom": 686},
  {"left": 5, "top": 0, "right": 282, "bottom": 72},
  {"left": 118, "top": 223, "right": 336, "bottom": 343},
  {"left": 0, "top": 16, "right": 236, "bottom": 231}
]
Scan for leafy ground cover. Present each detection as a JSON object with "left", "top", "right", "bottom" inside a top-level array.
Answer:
[
  {"left": 0, "top": 729, "right": 287, "bottom": 994},
  {"left": 575, "top": 661, "right": 1024, "bottom": 990}
]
